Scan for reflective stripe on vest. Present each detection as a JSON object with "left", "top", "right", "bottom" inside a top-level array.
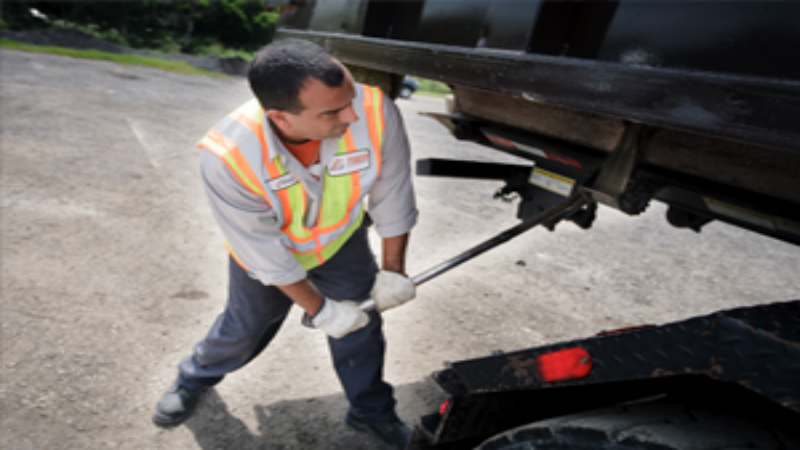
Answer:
[{"left": 197, "top": 84, "right": 386, "bottom": 271}]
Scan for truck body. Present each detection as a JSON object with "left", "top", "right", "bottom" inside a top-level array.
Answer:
[{"left": 267, "top": 1, "right": 800, "bottom": 448}]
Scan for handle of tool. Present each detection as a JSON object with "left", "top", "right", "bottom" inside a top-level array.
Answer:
[
  {"left": 358, "top": 275, "right": 423, "bottom": 312},
  {"left": 359, "top": 193, "right": 589, "bottom": 312}
]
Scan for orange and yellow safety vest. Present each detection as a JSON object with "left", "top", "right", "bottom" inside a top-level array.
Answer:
[{"left": 198, "top": 84, "right": 386, "bottom": 270}]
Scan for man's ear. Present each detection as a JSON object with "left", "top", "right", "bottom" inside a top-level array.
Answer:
[{"left": 267, "top": 109, "right": 291, "bottom": 132}]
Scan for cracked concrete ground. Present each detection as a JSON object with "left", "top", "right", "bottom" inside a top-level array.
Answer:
[{"left": 2, "top": 49, "right": 799, "bottom": 449}]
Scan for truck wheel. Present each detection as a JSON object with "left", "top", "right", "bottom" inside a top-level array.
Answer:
[
  {"left": 399, "top": 86, "right": 413, "bottom": 99},
  {"left": 475, "top": 400, "right": 798, "bottom": 450}
]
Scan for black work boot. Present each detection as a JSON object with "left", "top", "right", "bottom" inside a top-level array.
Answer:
[
  {"left": 152, "top": 380, "right": 207, "bottom": 427},
  {"left": 346, "top": 412, "right": 411, "bottom": 450}
]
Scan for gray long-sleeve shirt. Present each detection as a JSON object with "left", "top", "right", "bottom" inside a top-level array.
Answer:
[{"left": 200, "top": 93, "right": 417, "bottom": 286}]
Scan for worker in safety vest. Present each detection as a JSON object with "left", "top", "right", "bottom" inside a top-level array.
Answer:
[{"left": 152, "top": 39, "right": 418, "bottom": 450}]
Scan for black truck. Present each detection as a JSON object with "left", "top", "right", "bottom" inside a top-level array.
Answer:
[{"left": 267, "top": 1, "right": 800, "bottom": 448}]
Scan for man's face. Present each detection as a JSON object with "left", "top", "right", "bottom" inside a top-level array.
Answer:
[{"left": 273, "top": 66, "right": 358, "bottom": 142}]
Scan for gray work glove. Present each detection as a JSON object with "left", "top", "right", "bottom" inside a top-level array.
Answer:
[
  {"left": 370, "top": 270, "right": 416, "bottom": 313},
  {"left": 311, "top": 298, "right": 370, "bottom": 339}
]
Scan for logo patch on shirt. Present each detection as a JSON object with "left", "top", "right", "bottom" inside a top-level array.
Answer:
[
  {"left": 328, "top": 149, "right": 371, "bottom": 176},
  {"left": 268, "top": 173, "right": 298, "bottom": 191}
]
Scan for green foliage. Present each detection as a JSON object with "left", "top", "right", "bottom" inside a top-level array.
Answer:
[
  {"left": 0, "top": 37, "right": 226, "bottom": 78},
  {"left": 1, "top": 1, "right": 52, "bottom": 30},
  {"left": 49, "top": 19, "right": 131, "bottom": 47},
  {"left": 192, "top": 0, "right": 277, "bottom": 52},
  {"left": 1, "top": 0, "right": 277, "bottom": 55},
  {"left": 414, "top": 78, "right": 452, "bottom": 95},
  {"left": 193, "top": 42, "right": 254, "bottom": 61}
]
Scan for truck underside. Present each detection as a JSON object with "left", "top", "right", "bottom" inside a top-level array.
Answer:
[
  {"left": 274, "top": 28, "right": 800, "bottom": 248},
  {"left": 267, "top": 1, "right": 800, "bottom": 447}
]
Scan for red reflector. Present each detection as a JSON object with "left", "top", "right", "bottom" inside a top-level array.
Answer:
[
  {"left": 485, "top": 133, "right": 518, "bottom": 150},
  {"left": 543, "top": 151, "right": 582, "bottom": 169},
  {"left": 535, "top": 347, "right": 592, "bottom": 382},
  {"left": 439, "top": 398, "right": 450, "bottom": 415}
]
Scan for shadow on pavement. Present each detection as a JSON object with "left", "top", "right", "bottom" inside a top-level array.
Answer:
[{"left": 183, "top": 379, "right": 444, "bottom": 450}]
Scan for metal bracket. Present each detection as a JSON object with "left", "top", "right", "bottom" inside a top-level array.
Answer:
[{"left": 586, "top": 122, "right": 644, "bottom": 209}]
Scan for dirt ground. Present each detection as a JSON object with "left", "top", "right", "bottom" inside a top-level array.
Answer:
[{"left": 2, "top": 49, "right": 799, "bottom": 449}]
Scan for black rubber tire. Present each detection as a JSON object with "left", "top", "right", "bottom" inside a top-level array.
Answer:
[
  {"left": 399, "top": 86, "right": 413, "bottom": 99},
  {"left": 475, "top": 400, "right": 799, "bottom": 450}
]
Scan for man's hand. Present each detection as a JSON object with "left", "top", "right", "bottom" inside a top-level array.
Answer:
[
  {"left": 371, "top": 270, "right": 416, "bottom": 312},
  {"left": 312, "top": 298, "right": 370, "bottom": 339}
]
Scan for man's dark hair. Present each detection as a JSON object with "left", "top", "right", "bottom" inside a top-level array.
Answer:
[{"left": 248, "top": 39, "right": 345, "bottom": 114}]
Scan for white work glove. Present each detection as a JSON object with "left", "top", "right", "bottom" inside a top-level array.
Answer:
[
  {"left": 370, "top": 270, "right": 416, "bottom": 313},
  {"left": 312, "top": 298, "right": 370, "bottom": 339}
]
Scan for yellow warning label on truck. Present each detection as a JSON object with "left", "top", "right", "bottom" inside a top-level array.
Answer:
[{"left": 529, "top": 167, "right": 574, "bottom": 197}]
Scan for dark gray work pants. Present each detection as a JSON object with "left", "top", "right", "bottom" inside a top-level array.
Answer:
[{"left": 177, "top": 223, "right": 398, "bottom": 422}]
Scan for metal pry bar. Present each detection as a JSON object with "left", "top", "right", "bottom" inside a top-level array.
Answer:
[{"left": 360, "top": 192, "right": 591, "bottom": 311}]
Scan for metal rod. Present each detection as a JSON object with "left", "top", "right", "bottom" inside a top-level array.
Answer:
[{"left": 360, "top": 193, "right": 590, "bottom": 311}]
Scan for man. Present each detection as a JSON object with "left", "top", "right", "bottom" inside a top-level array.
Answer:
[{"left": 153, "top": 39, "right": 418, "bottom": 450}]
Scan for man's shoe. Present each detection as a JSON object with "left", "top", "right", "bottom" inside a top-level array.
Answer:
[
  {"left": 346, "top": 412, "right": 411, "bottom": 450},
  {"left": 152, "top": 381, "right": 207, "bottom": 427}
]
